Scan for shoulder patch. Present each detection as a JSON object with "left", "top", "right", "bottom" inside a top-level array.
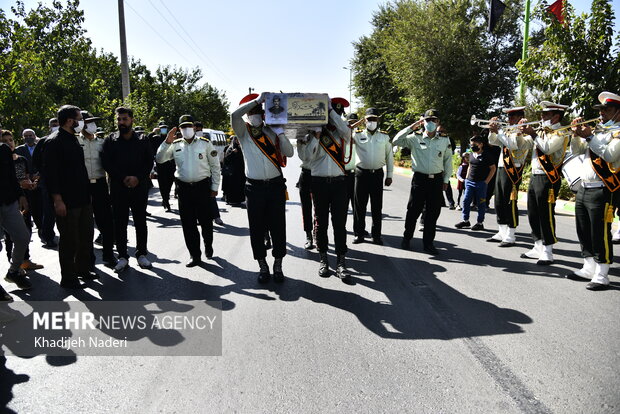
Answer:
[
  {"left": 199, "top": 136, "right": 210, "bottom": 142},
  {"left": 210, "top": 150, "right": 218, "bottom": 157},
  {"left": 380, "top": 130, "right": 389, "bottom": 134},
  {"left": 173, "top": 138, "right": 183, "bottom": 143}
]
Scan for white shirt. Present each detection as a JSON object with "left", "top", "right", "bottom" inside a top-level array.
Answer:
[
  {"left": 531, "top": 123, "right": 568, "bottom": 175},
  {"left": 305, "top": 111, "right": 352, "bottom": 177},
  {"left": 571, "top": 121, "right": 620, "bottom": 183},
  {"left": 488, "top": 130, "right": 532, "bottom": 168},
  {"left": 353, "top": 129, "right": 394, "bottom": 178},
  {"left": 156, "top": 137, "right": 221, "bottom": 191},
  {"left": 78, "top": 135, "right": 105, "bottom": 180}
]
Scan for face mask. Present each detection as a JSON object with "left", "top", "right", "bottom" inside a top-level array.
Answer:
[
  {"left": 74, "top": 120, "right": 84, "bottom": 133},
  {"left": 471, "top": 144, "right": 480, "bottom": 152},
  {"left": 424, "top": 121, "right": 437, "bottom": 133},
  {"left": 195, "top": 130, "right": 203, "bottom": 137},
  {"left": 542, "top": 119, "right": 552, "bottom": 127},
  {"left": 367, "top": 121, "right": 378, "bottom": 131},
  {"left": 24, "top": 137, "right": 36, "bottom": 145},
  {"left": 181, "top": 127, "right": 195, "bottom": 139},
  {"left": 160, "top": 128, "right": 168, "bottom": 135},
  {"left": 85, "top": 122, "right": 97, "bottom": 135},
  {"left": 50, "top": 126, "right": 59, "bottom": 133},
  {"left": 248, "top": 114, "right": 263, "bottom": 127}
]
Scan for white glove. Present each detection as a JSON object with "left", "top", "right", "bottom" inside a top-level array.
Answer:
[
  {"left": 272, "top": 126, "right": 285, "bottom": 135},
  {"left": 257, "top": 92, "right": 267, "bottom": 104}
]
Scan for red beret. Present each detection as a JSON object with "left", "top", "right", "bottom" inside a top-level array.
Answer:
[
  {"left": 331, "top": 97, "right": 350, "bottom": 108},
  {"left": 239, "top": 93, "right": 259, "bottom": 105}
]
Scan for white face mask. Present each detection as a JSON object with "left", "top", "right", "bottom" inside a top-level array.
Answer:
[
  {"left": 248, "top": 114, "right": 263, "bottom": 127},
  {"left": 367, "top": 121, "right": 378, "bottom": 131},
  {"left": 424, "top": 121, "right": 437, "bottom": 133},
  {"left": 85, "top": 122, "right": 97, "bottom": 135},
  {"left": 74, "top": 120, "right": 85, "bottom": 133},
  {"left": 181, "top": 127, "right": 195, "bottom": 139},
  {"left": 50, "top": 126, "right": 59, "bottom": 133},
  {"left": 542, "top": 119, "right": 552, "bottom": 127},
  {"left": 195, "top": 130, "right": 203, "bottom": 137}
]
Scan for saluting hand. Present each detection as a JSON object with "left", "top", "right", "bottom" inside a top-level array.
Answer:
[
  {"left": 165, "top": 127, "right": 178, "bottom": 144},
  {"left": 410, "top": 119, "right": 424, "bottom": 131}
]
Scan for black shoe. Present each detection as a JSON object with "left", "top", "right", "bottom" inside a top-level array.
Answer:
[
  {"left": 536, "top": 259, "right": 553, "bottom": 266},
  {"left": 336, "top": 255, "right": 352, "bottom": 284},
  {"left": 162, "top": 200, "right": 171, "bottom": 212},
  {"left": 0, "top": 285, "right": 13, "bottom": 302},
  {"left": 145, "top": 211, "right": 152, "bottom": 217},
  {"left": 304, "top": 235, "right": 315, "bottom": 250},
  {"left": 352, "top": 236, "right": 364, "bottom": 244},
  {"left": 318, "top": 253, "right": 329, "bottom": 278},
  {"left": 103, "top": 255, "right": 118, "bottom": 267},
  {"left": 78, "top": 271, "right": 99, "bottom": 280},
  {"left": 60, "top": 278, "right": 85, "bottom": 289},
  {"left": 372, "top": 237, "right": 384, "bottom": 245},
  {"left": 400, "top": 238, "right": 411, "bottom": 250},
  {"left": 257, "top": 259, "right": 270, "bottom": 284},
  {"left": 363, "top": 230, "right": 370, "bottom": 237},
  {"left": 43, "top": 239, "right": 58, "bottom": 248},
  {"left": 94, "top": 234, "right": 103, "bottom": 246},
  {"left": 498, "top": 241, "right": 515, "bottom": 247},
  {"left": 205, "top": 248, "right": 214, "bottom": 260},
  {"left": 449, "top": 204, "right": 456, "bottom": 210},
  {"left": 186, "top": 257, "right": 202, "bottom": 267},
  {"left": 423, "top": 245, "right": 439, "bottom": 255},
  {"left": 5, "top": 271, "right": 32, "bottom": 290},
  {"left": 471, "top": 223, "right": 484, "bottom": 231},
  {"left": 455, "top": 221, "right": 471, "bottom": 229},
  {"left": 273, "top": 258, "right": 284, "bottom": 283},
  {"left": 586, "top": 282, "right": 609, "bottom": 291}
]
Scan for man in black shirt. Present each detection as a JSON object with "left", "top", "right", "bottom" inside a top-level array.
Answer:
[
  {"left": 455, "top": 135, "right": 497, "bottom": 230},
  {"left": 148, "top": 121, "right": 175, "bottom": 212},
  {"left": 102, "top": 107, "right": 154, "bottom": 272},
  {"left": 42, "top": 105, "right": 95, "bottom": 288}
]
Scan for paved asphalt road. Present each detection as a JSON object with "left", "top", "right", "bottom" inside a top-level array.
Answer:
[{"left": 1, "top": 155, "right": 619, "bottom": 413}]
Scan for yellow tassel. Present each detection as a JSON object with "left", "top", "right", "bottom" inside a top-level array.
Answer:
[
  {"left": 547, "top": 189, "right": 555, "bottom": 204},
  {"left": 510, "top": 185, "right": 517, "bottom": 201},
  {"left": 285, "top": 189, "right": 289, "bottom": 201},
  {"left": 606, "top": 205, "right": 614, "bottom": 223}
]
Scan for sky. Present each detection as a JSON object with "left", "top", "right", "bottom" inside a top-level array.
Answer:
[{"left": 2, "top": 0, "right": 618, "bottom": 113}]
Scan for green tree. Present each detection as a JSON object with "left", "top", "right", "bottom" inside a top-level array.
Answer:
[{"left": 518, "top": 0, "right": 619, "bottom": 117}]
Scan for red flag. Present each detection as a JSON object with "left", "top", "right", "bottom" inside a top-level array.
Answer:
[{"left": 548, "top": 0, "right": 565, "bottom": 24}]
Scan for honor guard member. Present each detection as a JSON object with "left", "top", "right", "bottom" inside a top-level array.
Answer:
[
  {"left": 487, "top": 107, "right": 532, "bottom": 246},
  {"left": 352, "top": 108, "right": 393, "bottom": 245},
  {"left": 519, "top": 101, "right": 570, "bottom": 265},
  {"left": 345, "top": 113, "right": 360, "bottom": 217},
  {"left": 149, "top": 121, "right": 176, "bottom": 212},
  {"left": 304, "top": 97, "right": 353, "bottom": 283},
  {"left": 393, "top": 109, "right": 453, "bottom": 254},
  {"left": 297, "top": 128, "right": 317, "bottom": 250},
  {"left": 231, "top": 93, "right": 294, "bottom": 283},
  {"left": 78, "top": 111, "right": 117, "bottom": 268},
  {"left": 567, "top": 91, "right": 620, "bottom": 290},
  {"left": 156, "top": 115, "right": 221, "bottom": 267}
]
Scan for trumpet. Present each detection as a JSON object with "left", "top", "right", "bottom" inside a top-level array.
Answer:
[
  {"left": 555, "top": 117, "right": 601, "bottom": 132},
  {"left": 470, "top": 115, "right": 508, "bottom": 128},
  {"left": 502, "top": 120, "right": 543, "bottom": 131}
]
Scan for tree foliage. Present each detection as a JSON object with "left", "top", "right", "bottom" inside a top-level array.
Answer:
[
  {"left": 351, "top": 0, "right": 523, "bottom": 141},
  {"left": 0, "top": 0, "right": 229, "bottom": 138},
  {"left": 517, "top": 0, "right": 619, "bottom": 118}
]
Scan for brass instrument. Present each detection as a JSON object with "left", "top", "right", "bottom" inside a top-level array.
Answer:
[
  {"left": 470, "top": 115, "right": 508, "bottom": 128},
  {"left": 555, "top": 117, "right": 601, "bottom": 132},
  {"left": 502, "top": 120, "right": 543, "bottom": 131}
]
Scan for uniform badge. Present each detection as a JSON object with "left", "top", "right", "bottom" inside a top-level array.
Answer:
[
  {"left": 210, "top": 150, "right": 218, "bottom": 157},
  {"left": 251, "top": 127, "right": 262, "bottom": 136},
  {"left": 198, "top": 153, "right": 203, "bottom": 159},
  {"left": 321, "top": 136, "right": 331, "bottom": 145}
]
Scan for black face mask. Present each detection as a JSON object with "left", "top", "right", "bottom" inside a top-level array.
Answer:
[
  {"left": 24, "top": 137, "right": 36, "bottom": 145},
  {"left": 471, "top": 144, "right": 480, "bottom": 152}
]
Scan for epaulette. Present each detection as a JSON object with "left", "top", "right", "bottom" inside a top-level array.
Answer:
[
  {"left": 198, "top": 136, "right": 210, "bottom": 142},
  {"left": 355, "top": 128, "right": 364, "bottom": 133},
  {"left": 173, "top": 138, "right": 183, "bottom": 143},
  {"left": 613, "top": 130, "right": 620, "bottom": 139}
]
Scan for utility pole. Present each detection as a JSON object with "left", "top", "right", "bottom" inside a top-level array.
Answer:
[
  {"left": 343, "top": 66, "right": 352, "bottom": 113},
  {"left": 118, "top": 0, "right": 131, "bottom": 100},
  {"left": 519, "top": 0, "right": 531, "bottom": 104}
]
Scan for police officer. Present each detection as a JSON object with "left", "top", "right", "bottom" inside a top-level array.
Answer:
[
  {"left": 78, "top": 110, "right": 116, "bottom": 268},
  {"left": 149, "top": 121, "right": 176, "bottom": 212},
  {"left": 393, "top": 109, "right": 453, "bottom": 254},
  {"left": 344, "top": 113, "right": 360, "bottom": 217},
  {"left": 303, "top": 97, "right": 353, "bottom": 283},
  {"left": 231, "top": 93, "right": 294, "bottom": 283},
  {"left": 352, "top": 108, "right": 393, "bottom": 245},
  {"left": 567, "top": 91, "right": 620, "bottom": 290},
  {"left": 156, "top": 115, "right": 221, "bottom": 267},
  {"left": 519, "top": 101, "right": 569, "bottom": 265},
  {"left": 297, "top": 128, "right": 316, "bottom": 250},
  {"left": 487, "top": 106, "right": 531, "bottom": 247}
]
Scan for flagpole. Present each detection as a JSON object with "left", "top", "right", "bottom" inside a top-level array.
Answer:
[{"left": 519, "top": 0, "right": 531, "bottom": 103}]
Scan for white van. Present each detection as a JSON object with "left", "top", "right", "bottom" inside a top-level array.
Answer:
[{"left": 202, "top": 129, "right": 228, "bottom": 163}]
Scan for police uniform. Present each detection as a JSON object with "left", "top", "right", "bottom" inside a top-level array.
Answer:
[
  {"left": 352, "top": 108, "right": 393, "bottom": 244},
  {"left": 520, "top": 101, "right": 570, "bottom": 265},
  {"left": 304, "top": 98, "right": 352, "bottom": 282},
  {"left": 487, "top": 107, "right": 531, "bottom": 246},
  {"left": 231, "top": 94, "right": 294, "bottom": 283},
  {"left": 156, "top": 114, "right": 221, "bottom": 266},
  {"left": 392, "top": 109, "right": 453, "bottom": 253},
  {"left": 78, "top": 111, "right": 116, "bottom": 267},
  {"left": 149, "top": 121, "right": 176, "bottom": 211},
  {"left": 344, "top": 113, "right": 359, "bottom": 215},
  {"left": 567, "top": 92, "right": 620, "bottom": 290},
  {"left": 297, "top": 132, "right": 316, "bottom": 249}
]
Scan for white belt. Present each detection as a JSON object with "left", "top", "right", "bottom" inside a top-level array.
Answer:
[{"left": 582, "top": 181, "right": 604, "bottom": 188}]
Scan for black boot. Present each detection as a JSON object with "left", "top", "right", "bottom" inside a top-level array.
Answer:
[
  {"left": 304, "top": 232, "right": 315, "bottom": 250},
  {"left": 318, "top": 252, "right": 329, "bottom": 278},
  {"left": 336, "top": 255, "right": 352, "bottom": 284},
  {"left": 257, "top": 258, "right": 270, "bottom": 284},
  {"left": 273, "top": 257, "right": 284, "bottom": 283}
]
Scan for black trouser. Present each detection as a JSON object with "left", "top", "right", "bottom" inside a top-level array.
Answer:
[
  {"left": 353, "top": 167, "right": 384, "bottom": 238},
  {"left": 23, "top": 188, "right": 42, "bottom": 231},
  {"left": 55, "top": 204, "right": 94, "bottom": 280},
  {"left": 444, "top": 185, "right": 455, "bottom": 206},
  {"left": 245, "top": 176, "right": 287, "bottom": 260},
  {"left": 298, "top": 168, "right": 314, "bottom": 234},
  {"left": 89, "top": 178, "right": 115, "bottom": 262},
  {"left": 312, "top": 176, "right": 348, "bottom": 255},
  {"left": 527, "top": 174, "right": 561, "bottom": 245},
  {"left": 111, "top": 182, "right": 149, "bottom": 259},
  {"left": 156, "top": 161, "right": 175, "bottom": 202},
  {"left": 575, "top": 186, "right": 614, "bottom": 264},
  {"left": 345, "top": 170, "right": 355, "bottom": 213},
  {"left": 39, "top": 179, "right": 56, "bottom": 243},
  {"left": 494, "top": 167, "right": 522, "bottom": 228},
  {"left": 404, "top": 173, "right": 444, "bottom": 246},
  {"left": 210, "top": 197, "right": 221, "bottom": 219},
  {"left": 177, "top": 178, "right": 214, "bottom": 259}
]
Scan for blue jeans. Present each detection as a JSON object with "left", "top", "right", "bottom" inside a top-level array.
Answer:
[{"left": 462, "top": 179, "right": 488, "bottom": 223}]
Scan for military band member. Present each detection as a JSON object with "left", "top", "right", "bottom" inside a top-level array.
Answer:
[
  {"left": 352, "top": 108, "right": 393, "bottom": 245},
  {"left": 156, "top": 115, "right": 221, "bottom": 267},
  {"left": 231, "top": 93, "right": 294, "bottom": 283},
  {"left": 567, "top": 91, "right": 620, "bottom": 290},
  {"left": 303, "top": 97, "right": 353, "bottom": 283},
  {"left": 519, "top": 101, "right": 570, "bottom": 265},
  {"left": 296, "top": 128, "right": 317, "bottom": 250},
  {"left": 487, "top": 107, "right": 531, "bottom": 247},
  {"left": 393, "top": 109, "right": 453, "bottom": 254}
]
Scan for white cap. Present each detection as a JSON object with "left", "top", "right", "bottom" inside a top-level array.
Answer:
[
  {"left": 502, "top": 106, "right": 526, "bottom": 114},
  {"left": 540, "top": 101, "right": 568, "bottom": 112}
]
